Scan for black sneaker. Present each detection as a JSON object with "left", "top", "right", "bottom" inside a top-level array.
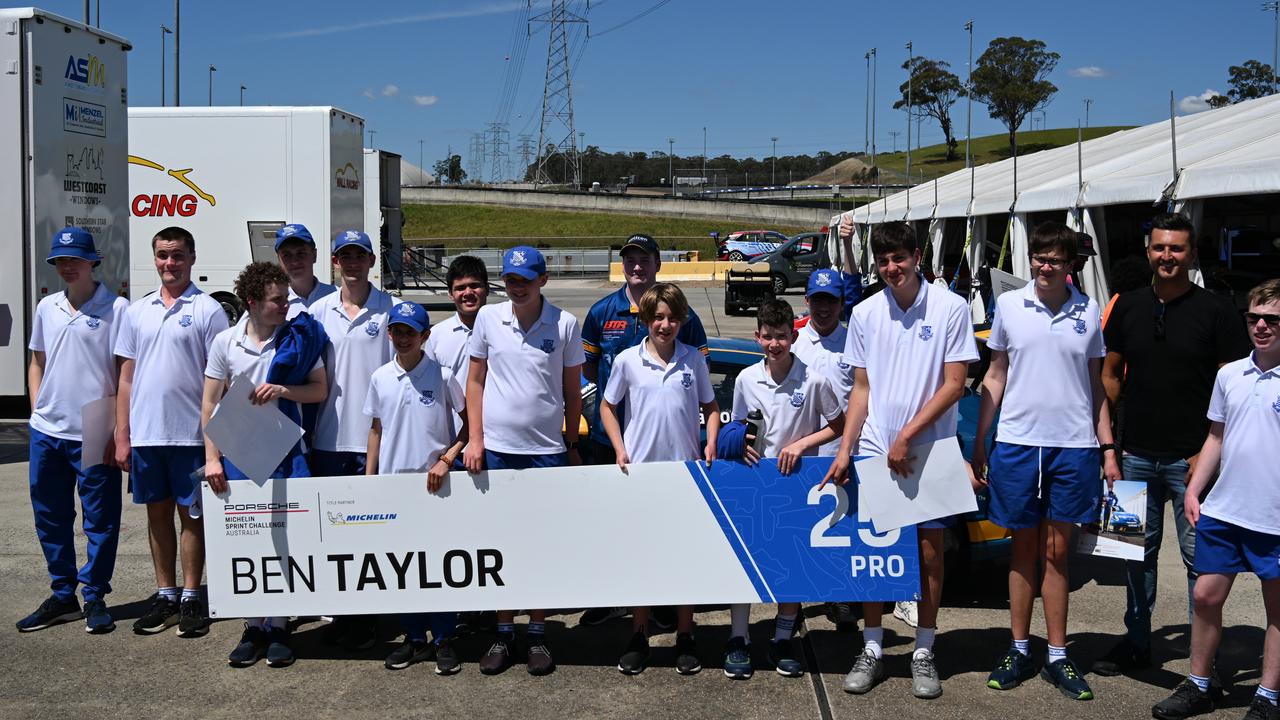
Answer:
[
  {"left": 1092, "top": 638, "right": 1150, "bottom": 676},
  {"left": 83, "top": 599, "right": 114, "bottom": 634},
  {"left": 617, "top": 631, "right": 650, "bottom": 675},
  {"left": 768, "top": 638, "right": 803, "bottom": 677},
  {"left": 176, "top": 596, "right": 210, "bottom": 637},
  {"left": 1152, "top": 679, "right": 1216, "bottom": 719},
  {"left": 650, "top": 606, "right": 677, "bottom": 633},
  {"left": 825, "top": 602, "right": 860, "bottom": 630},
  {"left": 1040, "top": 657, "right": 1094, "bottom": 701},
  {"left": 526, "top": 635, "right": 555, "bottom": 676},
  {"left": 228, "top": 624, "right": 269, "bottom": 667},
  {"left": 434, "top": 637, "right": 461, "bottom": 675},
  {"left": 15, "top": 595, "right": 81, "bottom": 632},
  {"left": 479, "top": 635, "right": 514, "bottom": 675},
  {"left": 265, "top": 627, "right": 295, "bottom": 668},
  {"left": 321, "top": 616, "right": 348, "bottom": 645},
  {"left": 987, "top": 647, "right": 1037, "bottom": 690},
  {"left": 723, "top": 636, "right": 753, "bottom": 680},
  {"left": 132, "top": 594, "right": 180, "bottom": 635},
  {"left": 455, "top": 610, "right": 497, "bottom": 636},
  {"left": 385, "top": 638, "right": 432, "bottom": 670},
  {"left": 340, "top": 615, "right": 377, "bottom": 651},
  {"left": 579, "top": 607, "right": 628, "bottom": 626},
  {"left": 675, "top": 632, "right": 702, "bottom": 675},
  {"left": 1243, "top": 696, "right": 1280, "bottom": 720}
]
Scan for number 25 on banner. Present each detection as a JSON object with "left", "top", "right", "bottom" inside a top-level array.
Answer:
[{"left": 808, "top": 483, "right": 907, "bottom": 579}]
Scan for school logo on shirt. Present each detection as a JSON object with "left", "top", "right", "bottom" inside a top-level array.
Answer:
[
  {"left": 511, "top": 250, "right": 527, "bottom": 266},
  {"left": 85, "top": 315, "right": 101, "bottom": 329},
  {"left": 178, "top": 314, "right": 193, "bottom": 328},
  {"left": 838, "top": 358, "right": 850, "bottom": 370},
  {"left": 1272, "top": 395, "right": 1280, "bottom": 414},
  {"left": 918, "top": 324, "right": 933, "bottom": 341},
  {"left": 790, "top": 391, "right": 806, "bottom": 408},
  {"left": 540, "top": 338, "right": 555, "bottom": 353},
  {"left": 681, "top": 371, "right": 693, "bottom": 389},
  {"left": 419, "top": 389, "right": 435, "bottom": 406},
  {"left": 365, "top": 321, "right": 380, "bottom": 337},
  {"left": 1074, "top": 318, "right": 1087, "bottom": 335}
]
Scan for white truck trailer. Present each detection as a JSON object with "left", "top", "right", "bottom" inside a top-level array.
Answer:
[
  {"left": 0, "top": 8, "right": 130, "bottom": 400},
  {"left": 127, "top": 106, "right": 366, "bottom": 321}
]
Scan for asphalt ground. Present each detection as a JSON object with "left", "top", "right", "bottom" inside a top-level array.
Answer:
[{"left": 1, "top": 279, "right": 1269, "bottom": 719}]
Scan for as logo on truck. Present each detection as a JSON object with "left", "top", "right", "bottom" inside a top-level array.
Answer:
[
  {"left": 128, "top": 156, "right": 217, "bottom": 218},
  {"left": 64, "top": 54, "right": 106, "bottom": 89}
]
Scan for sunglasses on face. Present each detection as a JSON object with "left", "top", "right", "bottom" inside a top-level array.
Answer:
[{"left": 1245, "top": 312, "right": 1280, "bottom": 328}]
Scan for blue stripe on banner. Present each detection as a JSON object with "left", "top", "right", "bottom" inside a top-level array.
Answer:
[{"left": 685, "top": 461, "right": 773, "bottom": 602}]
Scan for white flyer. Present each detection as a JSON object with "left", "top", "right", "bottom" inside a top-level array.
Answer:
[
  {"left": 79, "top": 396, "right": 116, "bottom": 469},
  {"left": 854, "top": 438, "right": 979, "bottom": 533},
  {"left": 203, "top": 375, "right": 303, "bottom": 482}
]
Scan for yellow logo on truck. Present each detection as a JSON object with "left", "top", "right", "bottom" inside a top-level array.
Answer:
[
  {"left": 335, "top": 162, "right": 360, "bottom": 190},
  {"left": 128, "top": 155, "right": 217, "bottom": 217}
]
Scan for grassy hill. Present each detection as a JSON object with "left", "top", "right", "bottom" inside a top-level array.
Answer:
[{"left": 868, "top": 126, "right": 1132, "bottom": 182}]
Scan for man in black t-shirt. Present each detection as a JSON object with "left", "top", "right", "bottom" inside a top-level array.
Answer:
[{"left": 1094, "top": 213, "right": 1251, "bottom": 676}]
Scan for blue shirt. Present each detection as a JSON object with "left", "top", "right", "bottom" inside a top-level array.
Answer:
[{"left": 581, "top": 286, "right": 709, "bottom": 444}]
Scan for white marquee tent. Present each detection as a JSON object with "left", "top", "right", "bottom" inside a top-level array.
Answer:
[{"left": 833, "top": 93, "right": 1280, "bottom": 304}]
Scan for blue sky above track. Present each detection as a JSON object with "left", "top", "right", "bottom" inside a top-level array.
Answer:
[{"left": 23, "top": 0, "right": 1279, "bottom": 175}]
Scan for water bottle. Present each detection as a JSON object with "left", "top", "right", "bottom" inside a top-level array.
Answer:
[{"left": 745, "top": 409, "right": 767, "bottom": 456}]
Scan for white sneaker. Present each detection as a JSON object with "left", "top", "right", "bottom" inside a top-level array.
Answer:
[{"left": 893, "top": 601, "right": 919, "bottom": 628}]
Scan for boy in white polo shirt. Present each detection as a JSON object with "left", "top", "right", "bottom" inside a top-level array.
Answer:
[
  {"left": 17, "top": 228, "right": 128, "bottom": 635},
  {"left": 821, "top": 221, "right": 979, "bottom": 700},
  {"left": 1152, "top": 279, "right": 1280, "bottom": 720},
  {"left": 308, "top": 229, "right": 399, "bottom": 651},
  {"left": 600, "top": 283, "right": 720, "bottom": 676},
  {"left": 793, "top": 268, "right": 853, "bottom": 457},
  {"left": 272, "top": 223, "right": 336, "bottom": 320},
  {"left": 464, "top": 245, "right": 585, "bottom": 676},
  {"left": 972, "top": 222, "right": 1121, "bottom": 702},
  {"left": 365, "top": 301, "right": 466, "bottom": 676},
  {"left": 201, "top": 262, "right": 327, "bottom": 668},
  {"left": 726, "top": 298, "right": 843, "bottom": 680},
  {"left": 426, "top": 255, "right": 489, "bottom": 449},
  {"left": 113, "top": 225, "right": 229, "bottom": 638}
]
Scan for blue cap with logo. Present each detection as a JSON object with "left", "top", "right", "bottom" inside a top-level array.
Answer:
[
  {"left": 502, "top": 245, "right": 547, "bottom": 280},
  {"left": 388, "top": 301, "right": 430, "bottom": 332},
  {"left": 806, "top": 268, "right": 843, "bottom": 299},
  {"left": 274, "top": 223, "right": 315, "bottom": 250},
  {"left": 332, "top": 229, "right": 374, "bottom": 256},
  {"left": 47, "top": 227, "right": 101, "bottom": 267}
]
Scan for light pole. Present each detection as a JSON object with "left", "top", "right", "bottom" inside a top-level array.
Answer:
[
  {"left": 864, "top": 51, "right": 872, "bottom": 158},
  {"left": 239, "top": 84, "right": 246, "bottom": 106},
  {"left": 207, "top": 64, "right": 215, "bottom": 106},
  {"left": 419, "top": 139, "right": 424, "bottom": 185},
  {"left": 160, "top": 25, "right": 172, "bottom": 106},
  {"left": 578, "top": 131, "right": 586, "bottom": 185},
  {"left": 1266, "top": 2, "right": 1279, "bottom": 94},
  {"left": 667, "top": 137, "right": 674, "bottom": 195},
  {"left": 174, "top": 1, "right": 181, "bottom": 106},
  {"left": 702, "top": 126, "right": 707, "bottom": 186},
  {"left": 905, "top": 41, "right": 913, "bottom": 185},
  {"left": 870, "top": 48, "right": 877, "bottom": 193},
  {"left": 771, "top": 136, "right": 778, "bottom": 185},
  {"left": 964, "top": 20, "right": 973, "bottom": 170},
  {"left": 889, "top": 130, "right": 900, "bottom": 153},
  {"left": 1084, "top": 98, "right": 1092, "bottom": 128},
  {"left": 368, "top": 130, "right": 377, "bottom": 148}
]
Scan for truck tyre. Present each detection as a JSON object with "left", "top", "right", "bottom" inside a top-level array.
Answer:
[
  {"left": 728, "top": 250, "right": 746, "bottom": 261},
  {"left": 771, "top": 274, "right": 788, "bottom": 296},
  {"left": 213, "top": 292, "right": 245, "bottom": 326}
]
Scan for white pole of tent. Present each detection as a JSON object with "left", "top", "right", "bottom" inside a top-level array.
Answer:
[
  {"left": 1168, "top": 91, "right": 1179, "bottom": 212},
  {"left": 1077, "top": 121, "right": 1084, "bottom": 199}
]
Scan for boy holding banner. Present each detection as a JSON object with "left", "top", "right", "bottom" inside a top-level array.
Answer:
[
  {"left": 201, "top": 262, "right": 327, "bottom": 667},
  {"left": 822, "top": 221, "right": 979, "bottom": 701},
  {"left": 464, "top": 246, "right": 585, "bottom": 676},
  {"left": 599, "top": 283, "right": 720, "bottom": 675},
  {"left": 365, "top": 301, "right": 467, "bottom": 676},
  {"left": 724, "top": 299, "right": 843, "bottom": 679}
]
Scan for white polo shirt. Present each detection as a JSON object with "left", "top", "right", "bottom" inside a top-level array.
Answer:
[
  {"left": 603, "top": 340, "right": 714, "bottom": 463},
  {"left": 731, "top": 355, "right": 841, "bottom": 457},
  {"left": 288, "top": 280, "right": 336, "bottom": 321},
  {"left": 204, "top": 323, "right": 324, "bottom": 386},
  {"left": 310, "top": 285, "right": 400, "bottom": 453},
  {"left": 794, "top": 321, "right": 854, "bottom": 456},
  {"left": 362, "top": 354, "right": 464, "bottom": 474},
  {"left": 426, "top": 312, "right": 476, "bottom": 435},
  {"left": 1200, "top": 354, "right": 1280, "bottom": 535},
  {"left": 467, "top": 299, "right": 586, "bottom": 455},
  {"left": 844, "top": 279, "right": 979, "bottom": 455},
  {"left": 115, "top": 283, "right": 229, "bottom": 447},
  {"left": 987, "top": 282, "right": 1105, "bottom": 448},
  {"left": 28, "top": 283, "right": 130, "bottom": 440}
]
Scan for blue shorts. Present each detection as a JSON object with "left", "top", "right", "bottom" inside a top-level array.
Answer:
[
  {"left": 130, "top": 446, "right": 203, "bottom": 506},
  {"left": 850, "top": 457, "right": 954, "bottom": 531},
  {"left": 1194, "top": 515, "right": 1280, "bottom": 581},
  {"left": 309, "top": 450, "right": 367, "bottom": 477},
  {"left": 987, "top": 442, "right": 1100, "bottom": 530},
  {"left": 484, "top": 450, "right": 567, "bottom": 470}
]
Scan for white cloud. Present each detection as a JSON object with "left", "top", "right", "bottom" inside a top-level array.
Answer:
[
  {"left": 1179, "top": 88, "right": 1223, "bottom": 114},
  {"left": 413, "top": 95, "right": 439, "bottom": 106},
  {"left": 258, "top": 1, "right": 534, "bottom": 40},
  {"left": 1069, "top": 66, "right": 1107, "bottom": 78},
  {"left": 382, "top": 84, "right": 399, "bottom": 97},
  {"left": 362, "top": 87, "right": 375, "bottom": 100}
]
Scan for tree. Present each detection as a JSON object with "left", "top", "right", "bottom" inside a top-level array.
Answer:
[
  {"left": 893, "top": 57, "right": 963, "bottom": 161},
  {"left": 1207, "top": 94, "right": 1232, "bottom": 109},
  {"left": 1226, "top": 59, "right": 1274, "bottom": 102},
  {"left": 432, "top": 154, "right": 466, "bottom": 184},
  {"left": 969, "top": 36, "right": 1059, "bottom": 153}
]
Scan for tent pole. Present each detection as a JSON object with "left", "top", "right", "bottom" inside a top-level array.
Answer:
[{"left": 1168, "top": 91, "right": 1179, "bottom": 207}]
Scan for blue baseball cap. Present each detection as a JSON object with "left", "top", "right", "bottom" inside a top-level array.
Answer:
[
  {"left": 274, "top": 223, "right": 315, "bottom": 250},
  {"left": 388, "top": 301, "right": 430, "bottom": 332},
  {"left": 502, "top": 245, "right": 547, "bottom": 279},
  {"left": 806, "top": 269, "right": 843, "bottom": 299},
  {"left": 47, "top": 227, "right": 101, "bottom": 267},
  {"left": 332, "top": 229, "right": 374, "bottom": 256}
]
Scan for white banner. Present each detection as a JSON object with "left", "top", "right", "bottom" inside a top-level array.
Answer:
[{"left": 203, "top": 458, "right": 921, "bottom": 618}]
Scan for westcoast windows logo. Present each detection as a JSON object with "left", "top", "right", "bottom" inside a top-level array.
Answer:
[{"left": 327, "top": 510, "right": 398, "bottom": 526}]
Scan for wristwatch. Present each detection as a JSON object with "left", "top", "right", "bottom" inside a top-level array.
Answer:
[{"left": 1099, "top": 443, "right": 1118, "bottom": 453}]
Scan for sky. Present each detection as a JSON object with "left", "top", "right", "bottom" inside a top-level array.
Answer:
[{"left": 20, "top": 0, "right": 1280, "bottom": 180}]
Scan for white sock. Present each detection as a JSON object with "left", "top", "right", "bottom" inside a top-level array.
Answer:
[
  {"left": 863, "top": 626, "right": 884, "bottom": 659},
  {"left": 730, "top": 604, "right": 750, "bottom": 640},
  {"left": 914, "top": 626, "right": 936, "bottom": 658},
  {"left": 1047, "top": 644, "right": 1067, "bottom": 663},
  {"left": 1012, "top": 638, "right": 1030, "bottom": 656},
  {"left": 180, "top": 588, "right": 201, "bottom": 601},
  {"left": 774, "top": 614, "right": 796, "bottom": 642},
  {"left": 158, "top": 586, "right": 179, "bottom": 602}
]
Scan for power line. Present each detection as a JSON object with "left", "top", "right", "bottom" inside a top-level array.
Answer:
[{"left": 594, "top": 0, "right": 673, "bottom": 36}]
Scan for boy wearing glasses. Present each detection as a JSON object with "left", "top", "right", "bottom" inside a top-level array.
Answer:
[
  {"left": 1151, "top": 279, "right": 1280, "bottom": 720},
  {"left": 1096, "top": 213, "right": 1249, "bottom": 676},
  {"left": 972, "top": 222, "right": 1121, "bottom": 702}
]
